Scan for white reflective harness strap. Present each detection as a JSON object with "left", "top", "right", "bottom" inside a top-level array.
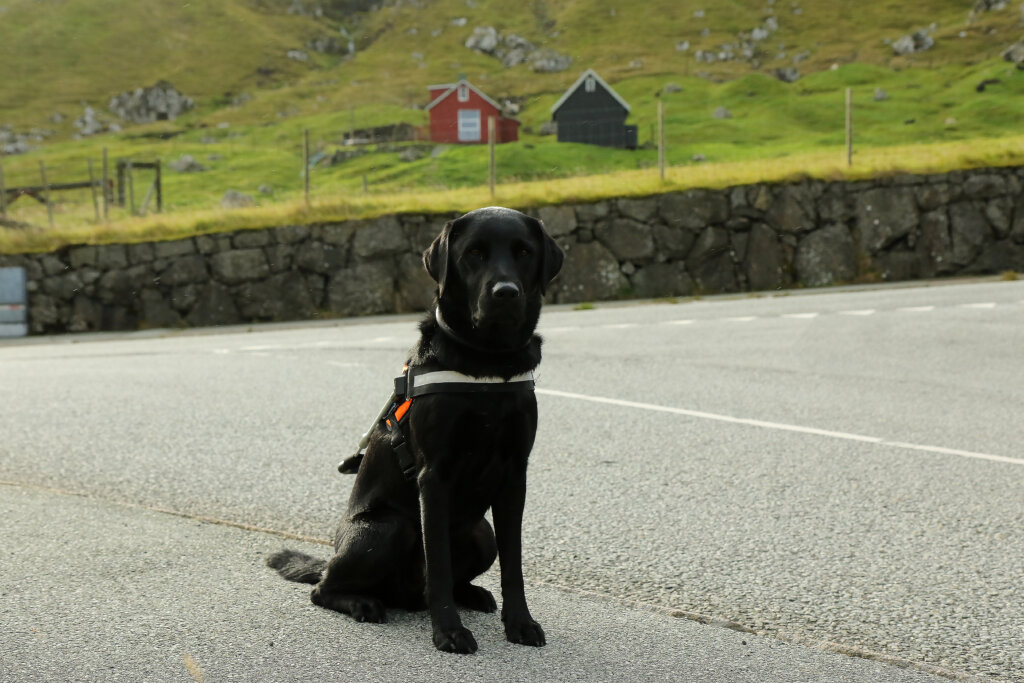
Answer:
[{"left": 404, "top": 366, "right": 535, "bottom": 397}]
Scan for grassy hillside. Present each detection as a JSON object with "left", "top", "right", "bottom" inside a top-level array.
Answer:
[{"left": 1, "top": 0, "right": 1023, "bottom": 251}]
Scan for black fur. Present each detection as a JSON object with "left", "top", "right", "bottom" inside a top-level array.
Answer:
[{"left": 267, "top": 207, "right": 563, "bottom": 653}]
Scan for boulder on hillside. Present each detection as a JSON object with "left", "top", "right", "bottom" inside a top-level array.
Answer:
[
  {"left": 464, "top": 26, "right": 571, "bottom": 72},
  {"left": 169, "top": 154, "right": 206, "bottom": 173},
  {"left": 221, "top": 190, "right": 255, "bottom": 209},
  {"left": 774, "top": 67, "right": 800, "bottom": 83},
  {"left": 1003, "top": 40, "right": 1024, "bottom": 69},
  {"left": 892, "top": 30, "right": 934, "bottom": 56},
  {"left": 109, "top": 81, "right": 194, "bottom": 124},
  {"left": 73, "top": 106, "right": 118, "bottom": 137}
]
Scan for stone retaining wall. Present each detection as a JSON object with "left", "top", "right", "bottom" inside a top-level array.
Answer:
[{"left": 2, "top": 166, "right": 1023, "bottom": 334}]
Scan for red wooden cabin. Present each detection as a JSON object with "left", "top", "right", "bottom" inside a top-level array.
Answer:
[{"left": 425, "top": 79, "right": 518, "bottom": 144}]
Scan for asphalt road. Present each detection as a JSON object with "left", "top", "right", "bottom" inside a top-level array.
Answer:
[{"left": 2, "top": 277, "right": 1022, "bottom": 681}]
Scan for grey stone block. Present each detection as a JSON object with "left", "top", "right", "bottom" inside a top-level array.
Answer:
[
  {"left": 160, "top": 255, "right": 209, "bottom": 286},
  {"left": 233, "top": 230, "right": 273, "bottom": 249},
  {"left": 855, "top": 187, "right": 918, "bottom": 253},
  {"left": 549, "top": 240, "right": 627, "bottom": 303},
  {"left": 594, "top": 218, "right": 655, "bottom": 261},
  {"left": 794, "top": 224, "right": 857, "bottom": 287},
  {"left": 152, "top": 239, "right": 196, "bottom": 260},
  {"left": 538, "top": 205, "right": 577, "bottom": 237},
  {"left": 326, "top": 261, "right": 396, "bottom": 316},
  {"left": 210, "top": 249, "right": 270, "bottom": 284},
  {"left": 352, "top": 216, "right": 407, "bottom": 258}
]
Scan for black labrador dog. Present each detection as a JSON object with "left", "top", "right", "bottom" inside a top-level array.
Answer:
[{"left": 267, "top": 206, "right": 563, "bottom": 654}]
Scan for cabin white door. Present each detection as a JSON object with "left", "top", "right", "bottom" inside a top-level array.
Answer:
[{"left": 457, "top": 109, "right": 481, "bottom": 142}]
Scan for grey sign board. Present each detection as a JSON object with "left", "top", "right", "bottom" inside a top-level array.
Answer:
[{"left": 0, "top": 266, "right": 28, "bottom": 337}]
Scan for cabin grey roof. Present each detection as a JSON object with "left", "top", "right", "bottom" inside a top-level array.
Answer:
[
  {"left": 549, "top": 69, "right": 632, "bottom": 114},
  {"left": 425, "top": 79, "right": 503, "bottom": 112}
]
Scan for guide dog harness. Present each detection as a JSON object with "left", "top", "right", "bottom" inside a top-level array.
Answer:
[{"left": 340, "top": 361, "right": 536, "bottom": 479}]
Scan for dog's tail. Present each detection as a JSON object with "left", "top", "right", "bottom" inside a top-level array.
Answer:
[{"left": 266, "top": 549, "right": 328, "bottom": 584}]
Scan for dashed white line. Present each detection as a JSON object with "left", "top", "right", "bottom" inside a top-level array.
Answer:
[
  {"left": 602, "top": 323, "right": 639, "bottom": 329},
  {"left": 725, "top": 316, "right": 758, "bottom": 322},
  {"left": 898, "top": 306, "right": 935, "bottom": 312},
  {"left": 536, "top": 388, "right": 1023, "bottom": 467},
  {"left": 960, "top": 302, "right": 996, "bottom": 309},
  {"left": 662, "top": 319, "right": 695, "bottom": 326},
  {"left": 326, "top": 361, "right": 363, "bottom": 368},
  {"left": 782, "top": 313, "right": 819, "bottom": 319},
  {"left": 839, "top": 309, "right": 876, "bottom": 316}
]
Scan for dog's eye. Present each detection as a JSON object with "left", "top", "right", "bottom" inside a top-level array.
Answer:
[
  {"left": 517, "top": 247, "right": 533, "bottom": 258},
  {"left": 467, "top": 248, "right": 485, "bottom": 260}
]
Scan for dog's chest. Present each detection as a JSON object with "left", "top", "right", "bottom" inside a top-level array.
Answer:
[{"left": 413, "top": 394, "right": 535, "bottom": 500}]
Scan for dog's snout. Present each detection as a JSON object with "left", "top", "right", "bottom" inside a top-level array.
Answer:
[{"left": 491, "top": 281, "right": 522, "bottom": 299}]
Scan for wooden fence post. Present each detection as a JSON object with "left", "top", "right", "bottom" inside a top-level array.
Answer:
[
  {"left": 657, "top": 98, "right": 666, "bottom": 181},
  {"left": 488, "top": 116, "right": 496, "bottom": 198},
  {"left": 155, "top": 159, "right": 162, "bottom": 213},
  {"left": 116, "top": 159, "right": 126, "bottom": 207},
  {"left": 39, "top": 161, "right": 54, "bottom": 228},
  {"left": 127, "top": 160, "right": 135, "bottom": 215},
  {"left": 87, "top": 159, "right": 100, "bottom": 222},
  {"left": 102, "top": 148, "right": 109, "bottom": 221},
  {"left": 845, "top": 87, "right": 853, "bottom": 168},
  {"left": 0, "top": 164, "right": 7, "bottom": 219},
  {"left": 304, "top": 129, "right": 310, "bottom": 208}
]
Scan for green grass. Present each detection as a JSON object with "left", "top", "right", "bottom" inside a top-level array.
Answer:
[{"left": 2, "top": 0, "right": 1024, "bottom": 252}]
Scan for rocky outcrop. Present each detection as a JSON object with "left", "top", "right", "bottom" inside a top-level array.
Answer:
[
  {"left": 0, "top": 125, "right": 54, "bottom": 155},
  {"left": 1004, "top": 40, "right": 1024, "bottom": 69},
  {"left": 892, "top": 29, "right": 934, "bottom": 56},
  {"left": 464, "top": 26, "right": 572, "bottom": 72},
  {"left": 108, "top": 81, "right": 194, "bottom": 124},
  {"left": 2, "top": 166, "right": 1023, "bottom": 334}
]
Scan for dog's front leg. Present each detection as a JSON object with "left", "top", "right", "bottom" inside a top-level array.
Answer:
[
  {"left": 492, "top": 468, "right": 546, "bottom": 647},
  {"left": 419, "top": 470, "right": 477, "bottom": 654}
]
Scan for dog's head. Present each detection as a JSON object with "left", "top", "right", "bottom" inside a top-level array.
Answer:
[{"left": 423, "top": 206, "right": 563, "bottom": 349}]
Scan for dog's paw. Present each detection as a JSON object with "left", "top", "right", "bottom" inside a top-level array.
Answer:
[
  {"left": 504, "top": 618, "right": 546, "bottom": 647},
  {"left": 454, "top": 583, "right": 497, "bottom": 613},
  {"left": 348, "top": 598, "right": 387, "bottom": 623},
  {"left": 311, "top": 588, "right": 387, "bottom": 623},
  {"left": 432, "top": 625, "right": 478, "bottom": 654}
]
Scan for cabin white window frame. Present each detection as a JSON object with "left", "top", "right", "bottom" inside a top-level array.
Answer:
[
  {"left": 457, "top": 84, "right": 469, "bottom": 102},
  {"left": 457, "top": 109, "right": 481, "bottom": 141},
  {"left": 584, "top": 75, "right": 596, "bottom": 92}
]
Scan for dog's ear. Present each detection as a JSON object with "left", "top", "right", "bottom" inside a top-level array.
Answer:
[
  {"left": 423, "top": 219, "right": 455, "bottom": 296},
  {"left": 528, "top": 216, "right": 564, "bottom": 293}
]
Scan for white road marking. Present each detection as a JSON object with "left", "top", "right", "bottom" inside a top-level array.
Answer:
[
  {"left": 839, "top": 309, "right": 875, "bottom": 316},
  {"left": 602, "top": 323, "right": 639, "bottom": 329},
  {"left": 898, "top": 306, "right": 935, "bottom": 312},
  {"left": 536, "top": 388, "right": 1023, "bottom": 467},
  {"left": 212, "top": 349, "right": 231, "bottom": 355},
  {"left": 725, "top": 316, "right": 758, "bottom": 322},
  {"left": 369, "top": 336, "right": 396, "bottom": 343},
  {"left": 960, "top": 302, "right": 996, "bottom": 309},
  {"left": 662, "top": 319, "right": 695, "bottom": 326},
  {"left": 782, "top": 312, "right": 819, "bottom": 319},
  {"left": 327, "top": 361, "right": 362, "bottom": 368}
]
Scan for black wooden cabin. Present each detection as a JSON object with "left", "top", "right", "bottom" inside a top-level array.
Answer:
[{"left": 550, "top": 69, "right": 637, "bottom": 149}]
